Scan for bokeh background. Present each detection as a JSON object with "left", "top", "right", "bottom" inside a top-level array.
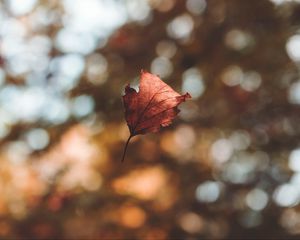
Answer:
[{"left": 1, "top": 0, "right": 300, "bottom": 239}]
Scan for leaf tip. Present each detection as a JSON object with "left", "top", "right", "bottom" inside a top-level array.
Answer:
[
  {"left": 140, "top": 69, "right": 147, "bottom": 75},
  {"left": 184, "top": 92, "right": 192, "bottom": 99},
  {"left": 124, "top": 84, "right": 137, "bottom": 95}
]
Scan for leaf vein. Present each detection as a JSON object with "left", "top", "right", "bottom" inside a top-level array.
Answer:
[
  {"left": 135, "top": 106, "right": 178, "bottom": 131},
  {"left": 132, "top": 84, "right": 168, "bottom": 133}
]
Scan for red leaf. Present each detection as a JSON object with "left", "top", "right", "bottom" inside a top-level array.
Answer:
[{"left": 121, "top": 70, "right": 191, "bottom": 162}]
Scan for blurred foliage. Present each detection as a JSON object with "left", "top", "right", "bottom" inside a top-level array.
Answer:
[{"left": 2, "top": 0, "right": 300, "bottom": 239}]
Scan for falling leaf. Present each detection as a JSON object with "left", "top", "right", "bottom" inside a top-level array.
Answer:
[{"left": 121, "top": 70, "right": 191, "bottom": 162}]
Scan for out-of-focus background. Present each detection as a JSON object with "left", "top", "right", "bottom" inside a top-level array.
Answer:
[{"left": 1, "top": 0, "right": 300, "bottom": 239}]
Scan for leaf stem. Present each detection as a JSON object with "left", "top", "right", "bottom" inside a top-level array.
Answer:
[{"left": 121, "top": 135, "right": 132, "bottom": 163}]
